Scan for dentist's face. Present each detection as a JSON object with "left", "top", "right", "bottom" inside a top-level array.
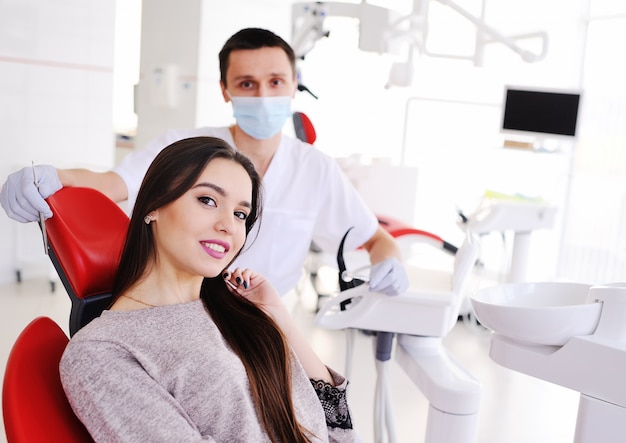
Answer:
[{"left": 220, "top": 46, "right": 297, "bottom": 99}]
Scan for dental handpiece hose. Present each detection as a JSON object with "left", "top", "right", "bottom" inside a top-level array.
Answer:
[
  {"left": 376, "top": 331, "right": 394, "bottom": 362},
  {"left": 374, "top": 331, "right": 397, "bottom": 443}
]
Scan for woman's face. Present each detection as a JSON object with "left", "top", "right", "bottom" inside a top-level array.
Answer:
[{"left": 149, "top": 158, "right": 253, "bottom": 279}]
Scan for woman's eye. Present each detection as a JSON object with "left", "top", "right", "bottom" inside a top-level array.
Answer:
[
  {"left": 198, "top": 196, "right": 216, "bottom": 207},
  {"left": 234, "top": 211, "right": 248, "bottom": 221}
]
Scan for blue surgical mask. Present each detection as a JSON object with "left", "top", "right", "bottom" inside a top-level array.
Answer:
[{"left": 229, "top": 94, "right": 292, "bottom": 140}]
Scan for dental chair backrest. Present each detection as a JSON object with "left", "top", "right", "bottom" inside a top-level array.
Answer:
[
  {"left": 45, "top": 187, "right": 129, "bottom": 336},
  {"left": 2, "top": 316, "right": 93, "bottom": 442}
]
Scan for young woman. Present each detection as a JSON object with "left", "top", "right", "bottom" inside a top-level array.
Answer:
[{"left": 60, "top": 136, "right": 355, "bottom": 442}]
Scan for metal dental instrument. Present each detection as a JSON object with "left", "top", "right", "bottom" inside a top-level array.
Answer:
[{"left": 32, "top": 161, "right": 48, "bottom": 254}]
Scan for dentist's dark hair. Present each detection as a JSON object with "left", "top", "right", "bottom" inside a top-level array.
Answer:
[
  {"left": 219, "top": 27, "right": 297, "bottom": 86},
  {"left": 112, "top": 136, "right": 313, "bottom": 442}
]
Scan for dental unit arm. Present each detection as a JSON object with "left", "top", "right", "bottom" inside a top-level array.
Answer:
[
  {"left": 291, "top": 1, "right": 548, "bottom": 87},
  {"left": 315, "top": 229, "right": 482, "bottom": 443}
]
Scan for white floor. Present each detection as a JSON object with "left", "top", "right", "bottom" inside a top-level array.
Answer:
[{"left": 0, "top": 271, "right": 581, "bottom": 443}]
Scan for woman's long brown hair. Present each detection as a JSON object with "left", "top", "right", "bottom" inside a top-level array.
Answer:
[{"left": 112, "top": 137, "right": 312, "bottom": 442}]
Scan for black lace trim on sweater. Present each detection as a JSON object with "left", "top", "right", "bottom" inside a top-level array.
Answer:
[{"left": 310, "top": 379, "right": 353, "bottom": 430}]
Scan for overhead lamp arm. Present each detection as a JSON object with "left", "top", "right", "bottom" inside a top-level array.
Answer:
[
  {"left": 291, "top": 0, "right": 548, "bottom": 66},
  {"left": 435, "top": 0, "right": 548, "bottom": 64}
]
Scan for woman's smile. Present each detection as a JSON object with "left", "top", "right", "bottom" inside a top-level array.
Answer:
[{"left": 201, "top": 240, "right": 230, "bottom": 259}]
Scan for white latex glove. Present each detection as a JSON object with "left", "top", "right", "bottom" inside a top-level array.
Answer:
[
  {"left": 0, "top": 165, "right": 62, "bottom": 223},
  {"left": 369, "top": 257, "right": 409, "bottom": 296}
]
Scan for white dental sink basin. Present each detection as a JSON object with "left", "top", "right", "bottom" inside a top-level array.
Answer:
[{"left": 471, "top": 282, "right": 603, "bottom": 346}]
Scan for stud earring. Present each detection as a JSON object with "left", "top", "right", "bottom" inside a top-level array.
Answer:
[{"left": 144, "top": 215, "right": 152, "bottom": 225}]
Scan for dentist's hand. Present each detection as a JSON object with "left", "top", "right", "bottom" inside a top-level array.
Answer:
[
  {"left": 369, "top": 257, "right": 409, "bottom": 296},
  {"left": 0, "top": 165, "right": 62, "bottom": 222}
]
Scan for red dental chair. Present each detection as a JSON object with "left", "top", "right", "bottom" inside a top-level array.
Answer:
[
  {"left": 3, "top": 187, "right": 125, "bottom": 441},
  {"left": 2, "top": 316, "right": 93, "bottom": 442},
  {"left": 44, "top": 187, "right": 129, "bottom": 336}
]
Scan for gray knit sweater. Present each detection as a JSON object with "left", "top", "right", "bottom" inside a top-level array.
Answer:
[{"left": 60, "top": 300, "right": 355, "bottom": 442}]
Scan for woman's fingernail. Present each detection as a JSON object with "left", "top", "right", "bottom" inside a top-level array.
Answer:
[
  {"left": 243, "top": 281, "right": 248, "bottom": 289},
  {"left": 222, "top": 272, "right": 229, "bottom": 279},
  {"left": 236, "top": 277, "right": 242, "bottom": 285}
]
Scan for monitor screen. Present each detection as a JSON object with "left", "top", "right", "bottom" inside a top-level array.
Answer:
[{"left": 502, "top": 87, "right": 581, "bottom": 138}]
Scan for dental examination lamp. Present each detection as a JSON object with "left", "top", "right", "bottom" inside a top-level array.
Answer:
[
  {"left": 472, "top": 282, "right": 626, "bottom": 443},
  {"left": 291, "top": 0, "right": 548, "bottom": 87},
  {"left": 316, "top": 229, "right": 482, "bottom": 443}
]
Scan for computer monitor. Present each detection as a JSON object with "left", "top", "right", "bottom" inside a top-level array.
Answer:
[{"left": 501, "top": 87, "right": 581, "bottom": 142}]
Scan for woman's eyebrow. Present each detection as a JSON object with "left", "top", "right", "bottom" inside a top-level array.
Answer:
[{"left": 193, "top": 182, "right": 251, "bottom": 208}]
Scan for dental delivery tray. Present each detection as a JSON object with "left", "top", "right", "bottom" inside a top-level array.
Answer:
[{"left": 315, "top": 284, "right": 461, "bottom": 337}]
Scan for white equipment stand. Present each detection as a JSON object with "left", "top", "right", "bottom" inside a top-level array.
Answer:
[
  {"left": 462, "top": 196, "right": 557, "bottom": 283},
  {"left": 316, "top": 234, "right": 482, "bottom": 443},
  {"left": 472, "top": 282, "right": 626, "bottom": 443}
]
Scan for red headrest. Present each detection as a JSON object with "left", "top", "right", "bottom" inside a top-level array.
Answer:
[
  {"left": 376, "top": 214, "right": 443, "bottom": 242},
  {"left": 293, "top": 111, "right": 317, "bottom": 144},
  {"left": 45, "top": 187, "right": 129, "bottom": 299}
]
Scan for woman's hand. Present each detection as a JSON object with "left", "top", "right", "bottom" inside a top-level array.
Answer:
[
  {"left": 222, "top": 268, "right": 284, "bottom": 319},
  {"left": 223, "top": 268, "right": 334, "bottom": 383}
]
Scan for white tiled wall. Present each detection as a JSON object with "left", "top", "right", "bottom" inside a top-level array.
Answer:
[
  {"left": 133, "top": 0, "right": 202, "bottom": 150},
  {"left": 0, "top": 0, "right": 116, "bottom": 284}
]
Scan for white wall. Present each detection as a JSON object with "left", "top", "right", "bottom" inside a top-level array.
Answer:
[
  {"left": 133, "top": 0, "right": 203, "bottom": 151},
  {"left": 0, "top": 0, "right": 116, "bottom": 283}
]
